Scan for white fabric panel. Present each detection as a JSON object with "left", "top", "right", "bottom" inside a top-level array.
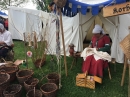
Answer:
[
  {"left": 8, "top": 8, "right": 26, "bottom": 40},
  {"left": 116, "top": 14, "right": 130, "bottom": 63},
  {"left": 47, "top": 13, "right": 79, "bottom": 56},
  {"left": 8, "top": 6, "right": 49, "bottom": 40},
  {"left": 79, "top": 12, "right": 94, "bottom": 40}
]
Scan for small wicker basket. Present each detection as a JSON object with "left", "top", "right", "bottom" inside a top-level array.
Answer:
[
  {"left": 16, "top": 69, "right": 33, "bottom": 85},
  {"left": 0, "top": 72, "right": 10, "bottom": 97},
  {"left": 0, "top": 65, "right": 19, "bottom": 82},
  {"left": 24, "top": 77, "right": 39, "bottom": 92},
  {"left": 76, "top": 73, "right": 102, "bottom": 89},
  {"left": 46, "top": 73, "right": 59, "bottom": 85},
  {"left": 26, "top": 89, "right": 42, "bottom": 97},
  {"left": 40, "top": 83, "right": 58, "bottom": 97},
  {"left": 3, "top": 84, "right": 22, "bottom": 97}
]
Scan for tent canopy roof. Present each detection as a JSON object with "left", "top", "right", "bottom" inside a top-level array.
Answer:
[
  {"left": 0, "top": 11, "right": 8, "bottom": 18},
  {"left": 63, "top": 0, "right": 126, "bottom": 16}
]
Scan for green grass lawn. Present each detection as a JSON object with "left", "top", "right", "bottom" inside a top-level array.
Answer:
[{"left": 13, "top": 40, "right": 128, "bottom": 97}]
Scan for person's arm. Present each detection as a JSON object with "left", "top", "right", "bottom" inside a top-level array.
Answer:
[
  {"left": 97, "top": 44, "right": 111, "bottom": 52},
  {"left": 4, "top": 32, "right": 13, "bottom": 46}
]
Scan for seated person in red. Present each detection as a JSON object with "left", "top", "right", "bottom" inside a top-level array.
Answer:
[
  {"left": 81, "top": 24, "right": 111, "bottom": 77},
  {"left": 0, "top": 23, "right": 13, "bottom": 58}
]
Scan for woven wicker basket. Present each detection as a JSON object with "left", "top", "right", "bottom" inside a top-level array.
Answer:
[
  {"left": 0, "top": 65, "right": 19, "bottom": 82},
  {"left": 46, "top": 73, "right": 59, "bottom": 85},
  {"left": 0, "top": 72, "right": 10, "bottom": 97},
  {"left": 26, "top": 89, "right": 42, "bottom": 97},
  {"left": 54, "top": 0, "right": 66, "bottom": 8},
  {"left": 120, "top": 34, "right": 130, "bottom": 60},
  {"left": 16, "top": 69, "right": 33, "bottom": 85},
  {"left": 40, "top": 83, "right": 58, "bottom": 97},
  {"left": 24, "top": 77, "right": 39, "bottom": 92},
  {"left": 3, "top": 84, "right": 22, "bottom": 97},
  {"left": 34, "top": 58, "right": 45, "bottom": 68},
  {"left": 76, "top": 73, "right": 102, "bottom": 89}
]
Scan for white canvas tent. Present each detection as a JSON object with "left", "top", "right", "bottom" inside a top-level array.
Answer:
[
  {"left": 8, "top": 6, "right": 130, "bottom": 63},
  {"left": 8, "top": 6, "right": 49, "bottom": 40}
]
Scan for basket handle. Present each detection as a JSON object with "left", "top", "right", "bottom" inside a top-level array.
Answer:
[
  {"left": 84, "top": 71, "right": 88, "bottom": 87},
  {"left": 1, "top": 58, "right": 6, "bottom": 63}
]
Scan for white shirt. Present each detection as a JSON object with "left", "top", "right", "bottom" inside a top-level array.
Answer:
[{"left": 0, "top": 30, "right": 13, "bottom": 46}]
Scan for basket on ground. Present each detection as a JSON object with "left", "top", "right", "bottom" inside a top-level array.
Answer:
[
  {"left": 24, "top": 77, "right": 39, "bottom": 92},
  {"left": 26, "top": 89, "right": 42, "bottom": 97},
  {"left": 0, "top": 72, "right": 10, "bottom": 97},
  {"left": 40, "top": 83, "right": 58, "bottom": 97},
  {"left": 0, "top": 65, "right": 19, "bottom": 82},
  {"left": 76, "top": 73, "right": 102, "bottom": 89},
  {"left": 46, "top": 73, "right": 59, "bottom": 85},
  {"left": 16, "top": 69, "right": 33, "bottom": 85},
  {"left": 3, "top": 84, "right": 22, "bottom": 97}
]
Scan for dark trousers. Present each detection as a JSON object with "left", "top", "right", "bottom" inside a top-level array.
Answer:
[{"left": 0, "top": 46, "right": 10, "bottom": 58}]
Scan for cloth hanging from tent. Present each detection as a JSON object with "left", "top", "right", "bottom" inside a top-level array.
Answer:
[
  {"left": 63, "top": 0, "right": 126, "bottom": 16},
  {"left": 56, "top": 16, "right": 60, "bottom": 57}
]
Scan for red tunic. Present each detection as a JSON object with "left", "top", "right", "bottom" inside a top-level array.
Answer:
[{"left": 82, "top": 35, "right": 110, "bottom": 77}]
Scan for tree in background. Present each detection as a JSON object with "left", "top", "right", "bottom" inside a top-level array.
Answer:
[
  {"left": 32, "top": 0, "right": 52, "bottom": 12},
  {"left": 0, "top": 0, "right": 29, "bottom": 11}
]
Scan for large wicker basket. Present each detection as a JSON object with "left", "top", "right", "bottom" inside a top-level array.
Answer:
[
  {"left": 40, "top": 83, "right": 58, "bottom": 97},
  {"left": 16, "top": 69, "right": 33, "bottom": 85},
  {"left": 46, "top": 73, "right": 59, "bottom": 85},
  {"left": 3, "top": 84, "right": 22, "bottom": 97},
  {"left": 0, "top": 65, "right": 19, "bottom": 82},
  {"left": 26, "top": 89, "right": 42, "bottom": 97},
  {"left": 0, "top": 72, "right": 10, "bottom": 97},
  {"left": 24, "top": 77, "right": 39, "bottom": 92},
  {"left": 120, "top": 34, "right": 130, "bottom": 60},
  {"left": 54, "top": 0, "right": 66, "bottom": 8}
]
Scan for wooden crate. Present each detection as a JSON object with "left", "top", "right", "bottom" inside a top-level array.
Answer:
[{"left": 76, "top": 73, "right": 102, "bottom": 89}]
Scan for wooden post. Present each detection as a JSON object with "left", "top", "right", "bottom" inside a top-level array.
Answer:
[
  {"left": 59, "top": 8, "right": 68, "bottom": 76},
  {"left": 23, "top": 33, "right": 28, "bottom": 69},
  {"left": 129, "top": 63, "right": 130, "bottom": 97},
  {"left": 121, "top": 55, "right": 127, "bottom": 86}
]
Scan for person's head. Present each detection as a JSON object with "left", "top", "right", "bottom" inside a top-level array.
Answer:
[
  {"left": 92, "top": 24, "right": 104, "bottom": 38},
  {"left": 48, "top": 2, "right": 55, "bottom": 11},
  {"left": 0, "top": 23, "right": 5, "bottom": 33}
]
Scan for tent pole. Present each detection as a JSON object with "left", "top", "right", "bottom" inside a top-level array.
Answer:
[
  {"left": 59, "top": 8, "right": 68, "bottom": 76},
  {"left": 23, "top": 33, "right": 28, "bottom": 69}
]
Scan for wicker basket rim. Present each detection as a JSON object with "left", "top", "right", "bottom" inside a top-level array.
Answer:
[
  {"left": 16, "top": 69, "right": 33, "bottom": 78},
  {"left": 3, "top": 84, "right": 22, "bottom": 94},
  {"left": 26, "top": 89, "right": 42, "bottom": 96},
  {"left": 40, "top": 83, "right": 58, "bottom": 93},
  {"left": 46, "top": 73, "right": 59, "bottom": 79},
  {"left": 24, "top": 78, "right": 39, "bottom": 86},
  {"left": 0, "top": 73, "right": 10, "bottom": 85},
  {"left": 0, "top": 66, "right": 18, "bottom": 74}
]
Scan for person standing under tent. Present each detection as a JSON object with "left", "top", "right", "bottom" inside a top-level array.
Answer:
[
  {"left": 4, "top": 18, "right": 8, "bottom": 30},
  {"left": 81, "top": 24, "right": 111, "bottom": 78},
  {"left": 0, "top": 23, "right": 13, "bottom": 58}
]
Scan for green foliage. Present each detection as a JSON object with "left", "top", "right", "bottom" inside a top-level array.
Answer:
[
  {"left": 32, "top": 0, "right": 52, "bottom": 12},
  {"left": 0, "top": 0, "right": 29, "bottom": 11},
  {"left": 13, "top": 40, "right": 128, "bottom": 97}
]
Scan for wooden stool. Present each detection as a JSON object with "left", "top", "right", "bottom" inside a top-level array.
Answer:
[{"left": 70, "top": 52, "right": 80, "bottom": 70}]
